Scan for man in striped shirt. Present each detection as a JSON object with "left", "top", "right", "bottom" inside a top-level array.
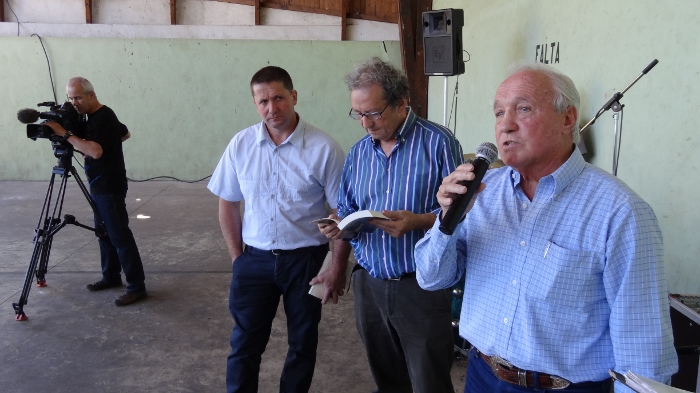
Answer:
[{"left": 317, "top": 57, "right": 464, "bottom": 393}]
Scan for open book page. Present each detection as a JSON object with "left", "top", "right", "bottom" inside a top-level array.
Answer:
[
  {"left": 310, "top": 217, "right": 340, "bottom": 225},
  {"left": 626, "top": 371, "right": 691, "bottom": 393},
  {"left": 310, "top": 210, "right": 390, "bottom": 233},
  {"left": 308, "top": 251, "right": 356, "bottom": 301},
  {"left": 338, "top": 210, "right": 390, "bottom": 232},
  {"left": 609, "top": 370, "right": 691, "bottom": 393}
]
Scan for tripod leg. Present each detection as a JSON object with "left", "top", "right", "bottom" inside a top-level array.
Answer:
[
  {"left": 13, "top": 173, "right": 63, "bottom": 320},
  {"left": 35, "top": 171, "right": 70, "bottom": 286}
]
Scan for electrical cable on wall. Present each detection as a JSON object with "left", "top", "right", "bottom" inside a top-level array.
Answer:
[
  {"left": 5, "top": 0, "right": 20, "bottom": 36},
  {"left": 128, "top": 175, "right": 211, "bottom": 183},
  {"left": 447, "top": 50, "right": 471, "bottom": 133},
  {"left": 32, "top": 34, "right": 58, "bottom": 103},
  {"left": 29, "top": 33, "right": 209, "bottom": 184}
]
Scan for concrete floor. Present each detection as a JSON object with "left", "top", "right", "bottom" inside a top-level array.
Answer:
[{"left": 0, "top": 180, "right": 467, "bottom": 392}]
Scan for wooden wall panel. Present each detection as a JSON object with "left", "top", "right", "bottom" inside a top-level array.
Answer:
[{"left": 213, "top": 0, "right": 397, "bottom": 22}]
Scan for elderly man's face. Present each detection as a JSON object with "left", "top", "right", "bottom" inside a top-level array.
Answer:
[
  {"left": 493, "top": 70, "right": 576, "bottom": 177},
  {"left": 350, "top": 83, "right": 407, "bottom": 143}
]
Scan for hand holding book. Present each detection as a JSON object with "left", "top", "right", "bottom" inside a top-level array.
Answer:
[{"left": 311, "top": 210, "right": 391, "bottom": 233}]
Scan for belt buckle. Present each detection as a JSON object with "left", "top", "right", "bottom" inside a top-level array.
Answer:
[
  {"left": 486, "top": 353, "right": 571, "bottom": 390},
  {"left": 549, "top": 376, "right": 571, "bottom": 389}
]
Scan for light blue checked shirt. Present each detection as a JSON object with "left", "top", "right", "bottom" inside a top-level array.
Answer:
[
  {"left": 415, "top": 148, "right": 678, "bottom": 391},
  {"left": 337, "top": 108, "right": 463, "bottom": 279}
]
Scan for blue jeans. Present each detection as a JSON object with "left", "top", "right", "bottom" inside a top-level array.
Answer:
[
  {"left": 91, "top": 192, "right": 145, "bottom": 293},
  {"left": 353, "top": 268, "right": 454, "bottom": 393},
  {"left": 226, "top": 244, "right": 327, "bottom": 393},
  {"left": 465, "top": 348, "right": 613, "bottom": 393}
]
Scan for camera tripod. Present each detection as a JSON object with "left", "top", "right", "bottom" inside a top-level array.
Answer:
[{"left": 12, "top": 139, "right": 107, "bottom": 321}]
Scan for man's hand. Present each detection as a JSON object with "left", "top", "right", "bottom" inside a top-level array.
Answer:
[
  {"left": 44, "top": 120, "right": 104, "bottom": 159},
  {"left": 436, "top": 163, "right": 486, "bottom": 219},
  {"left": 372, "top": 210, "right": 435, "bottom": 238},
  {"left": 43, "top": 120, "right": 68, "bottom": 138},
  {"left": 309, "top": 258, "right": 347, "bottom": 305},
  {"left": 316, "top": 213, "right": 352, "bottom": 240}
]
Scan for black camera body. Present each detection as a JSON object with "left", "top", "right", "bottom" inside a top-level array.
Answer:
[{"left": 23, "top": 101, "right": 81, "bottom": 141}]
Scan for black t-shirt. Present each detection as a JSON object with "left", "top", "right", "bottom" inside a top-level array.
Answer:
[{"left": 75, "top": 106, "right": 128, "bottom": 194}]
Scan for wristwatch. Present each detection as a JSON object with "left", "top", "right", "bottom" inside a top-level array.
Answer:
[{"left": 63, "top": 131, "right": 74, "bottom": 141}]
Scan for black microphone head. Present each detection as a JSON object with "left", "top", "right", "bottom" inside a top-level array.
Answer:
[
  {"left": 17, "top": 108, "right": 40, "bottom": 124},
  {"left": 475, "top": 142, "right": 498, "bottom": 165}
]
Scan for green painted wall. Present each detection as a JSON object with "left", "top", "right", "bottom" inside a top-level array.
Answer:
[
  {"left": 1, "top": 37, "right": 401, "bottom": 180},
  {"left": 429, "top": 0, "right": 700, "bottom": 293}
]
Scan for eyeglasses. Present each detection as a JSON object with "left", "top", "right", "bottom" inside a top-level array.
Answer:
[{"left": 348, "top": 103, "right": 390, "bottom": 121}]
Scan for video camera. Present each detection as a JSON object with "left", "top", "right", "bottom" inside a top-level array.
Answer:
[{"left": 17, "top": 101, "right": 81, "bottom": 141}]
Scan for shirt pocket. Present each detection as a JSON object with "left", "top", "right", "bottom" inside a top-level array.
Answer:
[
  {"left": 277, "top": 168, "right": 317, "bottom": 203},
  {"left": 524, "top": 241, "right": 605, "bottom": 310}
]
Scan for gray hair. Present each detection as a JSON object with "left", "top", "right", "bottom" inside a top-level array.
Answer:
[
  {"left": 507, "top": 63, "right": 581, "bottom": 143},
  {"left": 67, "top": 77, "right": 95, "bottom": 94},
  {"left": 344, "top": 57, "right": 409, "bottom": 107}
]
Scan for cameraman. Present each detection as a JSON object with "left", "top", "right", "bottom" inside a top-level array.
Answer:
[{"left": 45, "top": 77, "right": 147, "bottom": 307}]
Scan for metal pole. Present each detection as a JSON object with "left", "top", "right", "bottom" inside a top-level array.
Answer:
[{"left": 443, "top": 76, "right": 448, "bottom": 126}]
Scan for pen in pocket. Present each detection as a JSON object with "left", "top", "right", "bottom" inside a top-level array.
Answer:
[{"left": 544, "top": 242, "right": 551, "bottom": 258}]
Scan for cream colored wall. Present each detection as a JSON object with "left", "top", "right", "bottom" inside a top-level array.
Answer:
[
  {"left": 429, "top": 0, "right": 700, "bottom": 293},
  {"left": 0, "top": 37, "right": 401, "bottom": 179}
]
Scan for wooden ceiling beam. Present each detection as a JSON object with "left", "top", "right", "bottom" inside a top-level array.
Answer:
[
  {"left": 254, "top": 0, "right": 261, "bottom": 25},
  {"left": 397, "top": 0, "right": 431, "bottom": 119},
  {"left": 341, "top": 0, "right": 347, "bottom": 41},
  {"left": 170, "top": 0, "right": 177, "bottom": 25},
  {"left": 85, "top": 0, "right": 93, "bottom": 24}
]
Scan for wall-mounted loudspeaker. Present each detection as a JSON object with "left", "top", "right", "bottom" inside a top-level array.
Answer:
[{"left": 423, "top": 8, "right": 464, "bottom": 76}]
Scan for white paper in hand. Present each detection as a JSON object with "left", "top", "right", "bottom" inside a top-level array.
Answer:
[{"left": 308, "top": 251, "right": 355, "bottom": 301}]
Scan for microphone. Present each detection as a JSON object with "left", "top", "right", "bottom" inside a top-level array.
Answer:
[
  {"left": 439, "top": 142, "right": 498, "bottom": 235},
  {"left": 17, "top": 108, "right": 41, "bottom": 124}
]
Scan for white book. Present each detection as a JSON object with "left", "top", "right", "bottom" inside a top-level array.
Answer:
[{"left": 310, "top": 210, "right": 390, "bottom": 232}]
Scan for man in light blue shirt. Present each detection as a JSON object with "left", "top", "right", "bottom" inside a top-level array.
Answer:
[
  {"left": 415, "top": 64, "right": 678, "bottom": 393},
  {"left": 208, "top": 66, "right": 346, "bottom": 393}
]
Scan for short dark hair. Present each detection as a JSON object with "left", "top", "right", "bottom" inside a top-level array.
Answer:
[
  {"left": 344, "top": 57, "right": 409, "bottom": 107},
  {"left": 250, "top": 66, "right": 294, "bottom": 96}
]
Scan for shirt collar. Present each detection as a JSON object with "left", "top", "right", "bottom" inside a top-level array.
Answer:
[
  {"left": 395, "top": 107, "right": 416, "bottom": 142},
  {"left": 255, "top": 114, "right": 306, "bottom": 148},
  {"left": 508, "top": 145, "right": 585, "bottom": 198}
]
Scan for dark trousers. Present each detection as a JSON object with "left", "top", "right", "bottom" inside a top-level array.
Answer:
[
  {"left": 353, "top": 268, "right": 455, "bottom": 393},
  {"left": 91, "top": 191, "right": 145, "bottom": 293},
  {"left": 226, "top": 245, "right": 327, "bottom": 393},
  {"left": 465, "top": 348, "right": 613, "bottom": 393}
]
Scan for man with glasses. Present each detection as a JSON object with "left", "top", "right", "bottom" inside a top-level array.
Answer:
[
  {"left": 317, "top": 57, "right": 464, "bottom": 393},
  {"left": 209, "top": 66, "right": 346, "bottom": 393}
]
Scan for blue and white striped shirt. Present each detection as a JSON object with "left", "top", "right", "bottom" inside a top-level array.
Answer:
[
  {"left": 415, "top": 149, "right": 678, "bottom": 391},
  {"left": 337, "top": 109, "right": 463, "bottom": 279}
]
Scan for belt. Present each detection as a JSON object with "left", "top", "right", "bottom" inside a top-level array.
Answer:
[
  {"left": 246, "top": 244, "right": 327, "bottom": 256},
  {"left": 352, "top": 264, "right": 415, "bottom": 281},
  {"left": 385, "top": 272, "right": 416, "bottom": 281},
  {"left": 478, "top": 349, "right": 571, "bottom": 389}
]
